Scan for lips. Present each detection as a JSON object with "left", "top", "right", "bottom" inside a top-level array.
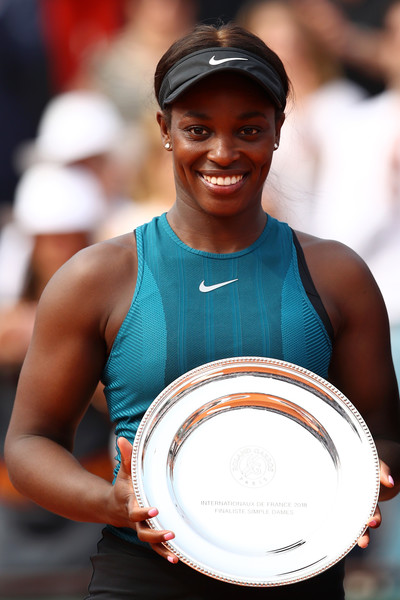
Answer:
[{"left": 202, "top": 174, "right": 244, "bottom": 186}]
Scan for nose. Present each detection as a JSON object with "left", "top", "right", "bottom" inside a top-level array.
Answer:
[{"left": 207, "top": 135, "right": 240, "bottom": 166}]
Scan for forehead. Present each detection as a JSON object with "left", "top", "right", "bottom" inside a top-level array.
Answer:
[{"left": 171, "top": 72, "right": 276, "bottom": 114}]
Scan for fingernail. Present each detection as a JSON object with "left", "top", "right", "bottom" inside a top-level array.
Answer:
[
  {"left": 369, "top": 519, "right": 377, "bottom": 527},
  {"left": 389, "top": 475, "right": 395, "bottom": 486},
  {"left": 168, "top": 556, "right": 177, "bottom": 564},
  {"left": 148, "top": 508, "right": 158, "bottom": 517},
  {"left": 163, "top": 532, "right": 174, "bottom": 541}
]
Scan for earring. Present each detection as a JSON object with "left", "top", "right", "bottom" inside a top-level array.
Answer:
[
  {"left": 164, "top": 142, "right": 171, "bottom": 150},
  {"left": 274, "top": 142, "right": 279, "bottom": 150}
]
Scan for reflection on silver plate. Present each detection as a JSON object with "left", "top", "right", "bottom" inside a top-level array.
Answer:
[{"left": 131, "top": 357, "right": 380, "bottom": 587}]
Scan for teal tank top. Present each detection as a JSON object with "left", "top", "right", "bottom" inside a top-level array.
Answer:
[{"left": 102, "top": 213, "right": 332, "bottom": 542}]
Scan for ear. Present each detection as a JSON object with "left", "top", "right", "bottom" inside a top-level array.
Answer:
[{"left": 157, "top": 110, "right": 171, "bottom": 147}]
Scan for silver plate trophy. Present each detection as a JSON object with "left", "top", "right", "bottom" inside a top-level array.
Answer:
[{"left": 131, "top": 357, "right": 380, "bottom": 587}]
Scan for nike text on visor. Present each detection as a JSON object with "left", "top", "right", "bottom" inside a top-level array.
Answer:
[{"left": 157, "top": 47, "right": 287, "bottom": 111}]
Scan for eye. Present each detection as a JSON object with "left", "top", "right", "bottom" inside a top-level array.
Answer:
[
  {"left": 239, "top": 126, "right": 261, "bottom": 137},
  {"left": 186, "top": 125, "right": 209, "bottom": 137}
]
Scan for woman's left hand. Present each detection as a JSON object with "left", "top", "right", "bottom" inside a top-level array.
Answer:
[{"left": 357, "top": 459, "right": 395, "bottom": 548}]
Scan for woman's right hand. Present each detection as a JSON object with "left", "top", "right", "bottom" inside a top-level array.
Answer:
[{"left": 107, "top": 436, "right": 179, "bottom": 564}]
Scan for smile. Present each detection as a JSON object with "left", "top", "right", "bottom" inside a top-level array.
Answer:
[{"left": 202, "top": 174, "right": 244, "bottom": 186}]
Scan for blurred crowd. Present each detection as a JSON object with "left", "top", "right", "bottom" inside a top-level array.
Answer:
[{"left": 0, "top": 0, "right": 399, "bottom": 598}]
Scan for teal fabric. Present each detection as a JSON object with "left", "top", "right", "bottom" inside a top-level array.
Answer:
[{"left": 101, "top": 212, "right": 332, "bottom": 543}]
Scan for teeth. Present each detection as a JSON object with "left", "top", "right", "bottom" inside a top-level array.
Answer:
[{"left": 203, "top": 174, "right": 243, "bottom": 186}]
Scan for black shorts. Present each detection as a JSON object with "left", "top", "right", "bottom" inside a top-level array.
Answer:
[{"left": 85, "top": 528, "right": 345, "bottom": 600}]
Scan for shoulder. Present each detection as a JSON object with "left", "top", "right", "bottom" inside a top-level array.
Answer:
[
  {"left": 37, "top": 233, "right": 138, "bottom": 342},
  {"left": 294, "top": 230, "right": 386, "bottom": 334},
  {"left": 71, "top": 232, "right": 137, "bottom": 273},
  {"left": 45, "top": 232, "right": 137, "bottom": 297},
  {"left": 294, "top": 229, "right": 374, "bottom": 283},
  {"left": 295, "top": 229, "right": 366, "bottom": 267}
]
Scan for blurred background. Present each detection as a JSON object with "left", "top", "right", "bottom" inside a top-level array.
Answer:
[{"left": 0, "top": 1, "right": 399, "bottom": 599}]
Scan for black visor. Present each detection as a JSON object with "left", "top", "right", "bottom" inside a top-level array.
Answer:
[{"left": 158, "top": 47, "right": 287, "bottom": 110}]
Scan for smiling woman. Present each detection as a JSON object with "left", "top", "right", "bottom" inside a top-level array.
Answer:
[
  {"left": 4, "top": 22, "right": 400, "bottom": 600},
  {"left": 157, "top": 71, "right": 282, "bottom": 236}
]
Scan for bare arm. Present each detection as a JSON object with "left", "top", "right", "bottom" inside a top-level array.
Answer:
[
  {"left": 328, "top": 247, "right": 400, "bottom": 544},
  {"left": 325, "top": 246, "right": 400, "bottom": 500},
  {"left": 4, "top": 239, "right": 178, "bottom": 562},
  {"left": 299, "top": 234, "right": 400, "bottom": 543}
]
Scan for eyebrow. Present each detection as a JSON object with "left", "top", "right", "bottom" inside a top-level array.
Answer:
[
  {"left": 181, "top": 110, "right": 210, "bottom": 119},
  {"left": 238, "top": 111, "right": 269, "bottom": 120}
]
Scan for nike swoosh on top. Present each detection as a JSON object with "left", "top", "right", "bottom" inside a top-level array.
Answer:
[
  {"left": 199, "top": 279, "right": 238, "bottom": 292},
  {"left": 209, "top": 56, "right": 249, "bottom": 66}
]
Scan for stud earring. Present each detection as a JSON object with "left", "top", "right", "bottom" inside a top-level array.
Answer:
[
  {"left": 164, "top": 142, "right": 171, "bottom": 150},
  {"left": 274, "top": 142, "right": 279, "bottom": 150}
]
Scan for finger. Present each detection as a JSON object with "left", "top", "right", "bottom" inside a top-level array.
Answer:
[
  {"left": 357, "top": 528, "right": 370, "bottom": 549},
  {"left": 150, "top": 541, "right": 179, "bottom": 564},
  {"left": 365, "top": 505, "right": 382, "bottom": 533},
  {"left": 370, "top": 503, "right": 382, "bottom": 526},
  {"left": 135, "top": 519, "right": 174, "bottom": 544},
  {"left": 126, "top": 505, "right": 160, "bottom": 525},
  {"left": 357, "top": 505, "right": 382, "bottom": 549},
  {"left": 136, "top": 521, "right": 179, "bottom": 563},
  {"left": 379, "top": 460, "right": 395, "bottom": 489},
  {"left": 378, "top": 460, "right": 395, "bottom": 500}
]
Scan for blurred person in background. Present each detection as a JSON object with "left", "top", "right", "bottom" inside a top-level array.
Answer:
[
  {"left": 237, "top": 0, "right": 366, "bottom": 230},
  {"left": 0, "top": 0, "right": 125, "bottom": 218},
  {"left": 83, "top": 0, "right": 197, "bottom": 124},
  {"left": 0, "top": 164, "right": 113, "bottom": 596},
  {"left": 97, "top": 110, "right": 177, "bottom": 240},
  {"left": 0, "top": 0, "right": 197, "bottom": 249},
  {"left": 289, "top": 0, "right": 396, "bottom": 96},
  {"left": 309, "top": 0, "right": 400, "bottom": 363},
  {"left": 75, "top": 0, "right": 199, "bottom": 235},
  {"left": 0, "top": 0, "right": 52, "bottom": 216},
  {"left": 38, "top": 0, "right": 125, "bottom": 92},
  {"left": 0, "top": 89, "right": 138, "bottom": 305},
  {"left": 21, "top": 89, "right": 137, "bottom": 225}
]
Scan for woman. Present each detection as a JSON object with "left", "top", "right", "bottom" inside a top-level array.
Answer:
[{"left": 5, "top": 23, "right": 400, "bottom": 599}]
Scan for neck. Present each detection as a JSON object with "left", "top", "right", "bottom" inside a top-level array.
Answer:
[{"left": 166, "top": 204, "right": 268, "bottom": 254}]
